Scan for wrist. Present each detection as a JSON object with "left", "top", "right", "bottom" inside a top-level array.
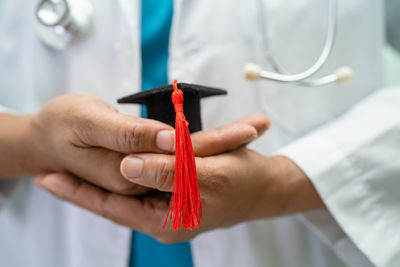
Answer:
[
  {"left": 257, "top": 155, "right": 325, "bottom": 219},
  {"left": 277, "top": 155, "right": 325, "bottom": 213},
  {"left": 0, "top": 113, "right": 42, "bottom": 177},
  {"left": 23, "top": 113, "right": 50, "bottom": 174}
]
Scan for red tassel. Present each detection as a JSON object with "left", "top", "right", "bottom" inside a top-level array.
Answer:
[{"left": 163, "top": 80, "right": 202, "bottom": 230}]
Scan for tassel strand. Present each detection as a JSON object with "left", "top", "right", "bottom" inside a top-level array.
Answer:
[{"left": 163, "top": 80, "right": 202, "bottom": 230}]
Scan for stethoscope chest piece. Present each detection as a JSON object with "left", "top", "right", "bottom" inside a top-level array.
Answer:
[{"left": 35, "top": 0, "right": 93, "bottom": 50}]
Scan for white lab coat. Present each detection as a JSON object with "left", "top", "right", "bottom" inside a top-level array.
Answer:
[{"left": 0, "top": 0, "right": 399, "bottom": 266}]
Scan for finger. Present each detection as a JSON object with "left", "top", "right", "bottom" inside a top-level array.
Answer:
[
  {"left": 120, "top": 153, "right": 215, "bottom": 197},
  {"left": 120, "top": 153, "right": 175, "bottom": 192},
  {"left": 34, "top": 173, "right": 167, "bottom": 234},
  {"left": 62, "top": 146, "right": 150, "bottom": 195},
  {"left": 191, "top": 124, "right": 256, "bottom": 157},
  {"left": 77, "top": 109, "right": 175, "bottom": 153},
  {"left": 191, "top": 114, "right": 270, "bottom": 156},
  {"left": 236, "top": 114, "right": 270, "bottom": 136}
]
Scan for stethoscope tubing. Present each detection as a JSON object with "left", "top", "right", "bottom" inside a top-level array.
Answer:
[{"left": 258, "top": 0, "right": 337, "bottom": 83}]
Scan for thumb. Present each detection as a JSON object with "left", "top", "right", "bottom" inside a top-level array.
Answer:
[{"left": 191, "top": 114, "right": 270, "bottom": 157}]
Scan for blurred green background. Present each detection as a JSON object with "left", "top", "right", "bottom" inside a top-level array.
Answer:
[{"left": 384, "top": 45, "right": 400, "bottom": 86}]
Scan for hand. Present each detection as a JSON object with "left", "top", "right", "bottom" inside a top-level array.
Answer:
[
  {"left": 1, "top": 93, "right": 175, "bottom": 194},
  {"left": 35, "top": 114, "right": 323, "bottom": 243},
  {"left": 117, "top": 150, "right": 323, "bottom": 241},
  {"left": 33, "top": 113, "right": 270, "bottom": 240}
]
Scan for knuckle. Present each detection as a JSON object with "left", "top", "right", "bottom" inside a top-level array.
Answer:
[
  {"left": 72, "top": 118, "right": 96, "bottom": 146},
  {"left": 120, "top": 124, "right": 146, "bottom": 152},
  {"left": 154, "top": 158, "right": 174, "bottom": 190},
  {"left": 215, "top": 168, "right": 230, "bottom": 193},
  {"left": 109, "top": 178, "right": 136, "bottom": 194},
  {"left": 99, "top": 194, "right": 113, "bottom": 220},
  {"left": 210, "top": 173, "right": 229, "bottom": 194},
  {"left": 199, "top": 159, "right": 229, "bottom": 195}
]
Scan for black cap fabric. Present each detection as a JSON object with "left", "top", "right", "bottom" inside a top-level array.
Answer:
[{"left": 117, "top": 83, "right": 227, "bottom": 133}]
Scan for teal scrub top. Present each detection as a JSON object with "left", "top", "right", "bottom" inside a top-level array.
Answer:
[{"left": 129, "top": 1, "right": 193, "bottom": 267}]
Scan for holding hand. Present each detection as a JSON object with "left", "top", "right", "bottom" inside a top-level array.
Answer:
[
  {"left": 34, "top": 114, "right": 324, "bottom": 243},
  {"left": 1, "top": 94, "right": 175, "bottom": 194}
]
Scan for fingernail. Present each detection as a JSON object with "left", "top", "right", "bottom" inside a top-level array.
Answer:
[
  {"left": 121, "top": 156, "right": 143, "bottom": 180},
  {"left": 156, "top": 130, "right": 175, "bottom": 152}
]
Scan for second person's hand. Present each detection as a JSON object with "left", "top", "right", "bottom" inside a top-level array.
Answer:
[
  {"left": 25, "top": 95, "right": 269, "bottom": 195},
  {"left": 14, "top": 93, "right": 176, "bottom": 194}
]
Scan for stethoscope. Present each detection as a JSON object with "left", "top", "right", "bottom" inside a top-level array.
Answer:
[
  {"left": 35, "top": 0, "right": 93, "bottom": 50},
  {"left": 35, "top": 0, "right": 353, "bottom": 86},
  {"left": 244, "top": 0, "right": 354, "bottom": 86}
]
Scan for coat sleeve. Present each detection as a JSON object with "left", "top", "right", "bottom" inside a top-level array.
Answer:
[{"left": 279, "top": 85, "right": 400, "bottom": 267}]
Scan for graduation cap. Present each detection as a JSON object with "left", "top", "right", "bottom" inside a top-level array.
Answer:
[
  {"left": 117, "top": 81, "right": 227, "bottom": 230},
  {"left": 117, "top": 82, "right": 227, "bottom": 133}
]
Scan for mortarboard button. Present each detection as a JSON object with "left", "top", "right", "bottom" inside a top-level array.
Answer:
[{"left": 117, "top": 83, "right": 227, "bottom": 133}]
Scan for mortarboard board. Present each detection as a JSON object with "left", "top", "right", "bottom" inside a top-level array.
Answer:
[
  {"left": 117, "top": 81, "right": 227, "bottom": 230},
  {"left": 117, "top": 83, "right": 227, "bottom": 133}
]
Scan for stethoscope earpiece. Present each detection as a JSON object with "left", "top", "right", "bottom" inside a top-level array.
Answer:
[
  {"left": 244, "top": 0, "right": 354, "bottom": 87},
  {"left": 244, "top": 63, "right": 262, "bottom": 81},
  {"left": 244, "top": 63, "right": 354, "bottom": 86},
  {"left": 335, "top": 66, "right": 354, "bottom": 84}
]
